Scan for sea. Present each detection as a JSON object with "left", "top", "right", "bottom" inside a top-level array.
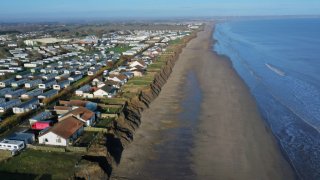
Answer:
[{"left": 214, "top": 18, "right": 320, "bottom": 180}]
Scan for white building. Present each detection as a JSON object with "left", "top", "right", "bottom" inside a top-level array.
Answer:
[{"left": 38, "top": 116, "right": 84, "bottom": 146}]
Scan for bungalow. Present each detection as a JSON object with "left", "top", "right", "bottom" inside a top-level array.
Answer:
[
  {"left": 0, "top": 88, "right": 12, "bottom": 97},
  {"left": 42, "top": 73, "right": 58, "bottom": 81},
  {"left": 5, "top": 89, "right": 26, "bottom": 99},
  {"left": 11, "top": 79, "right": 27, "bottom": 88},
  {"left": 107, "top": 74, "right": 128, "bottom": 85},
  {"left": 129, "top": 60, "right": 147, "bottom": 69},
  {"left": 59, "top": 100, "right": 97, "bottom": 111},
  {"left": 0, "top": 99, "right": 22, "bottom": 113},
  {"left": 0, "top": 78, "right": 15, "bottom": 88},
  {"left": 59, "top": 107, "right": 95, "bottom": 126},
  {"left": 30, "top": 67, "right": 41, "bottom": 73},
  {"left": 16, "top": 72, "right": 32, "bottom": 79},
  {"left": 68, "top": 74, "right": 83, "bottom": 82},
  {"left": 75, "top": 84, "right": 91, "bottom": 96},
  {"left": 38, "top": 116, "right": 84, "bottom": 146},
  {"left": 12, "top": 98, "right": 39, "bottom": 114},
  {"left": 39, "top": 79, "right": 56, "bottom": 89},
  {"left": 53, "top": 80, "right": 70, "bottom": 90},
  {"left": 29, "top": 111, "right": 53, "bottom": 125},
  {"left": 105, "top": 80, "right": 121, "bottom": 89},
  {"left": 55, "top": 73, "right": 70, "bottom": 81},
  {"left": 93, "top": 85, "right": 117, "bottom": 98},
  {"left": 54, "top": 106, "right": 72, "bottom": 115},
  {"left": 7, "top": 132, "right": 35, "bottom": 144},
  {"left": 25, "top": 79, "right": 42, "bottom": 89},
  {"left": 130, "top": 67, "right": 146, "bottom": 77},
  {"left": 87, "top": 68, "right": 99, "bottom": 76},
  {"left": 21, "top": 89, "right": 43, "bottom": 99},
  {"left": 37, "top": 89, "right": 58, "bottom": 99},
  {"left": 121, "top": 72, "right": 134, "bottom": 79}
]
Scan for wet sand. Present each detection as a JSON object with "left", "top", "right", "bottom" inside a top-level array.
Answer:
[{"left": 111, "top": 23, "right": 295, "bottom": 180}]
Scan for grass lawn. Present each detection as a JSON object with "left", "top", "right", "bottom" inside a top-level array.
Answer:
[
  {"left": 101, "top": 98, "right": 127, "bottom": 105},
  {"left": 107, "top": 45, "right": 131, "bottom": 53},
  {"left": 168, "top": 38, "right": 182, "bottom": 45},
  {"left": 126, "top": 80, "right": 152, "bottom": 86},
  {"left": 76, "top": 131, "right": 98, "bottom": 147},
  {"left": 95, "top": 118, "right": 115, "bottom": 128},
  {"left": 0, "top": 149, "right": 82, "bottom": 179},
  {"left": 100, "top": 106, "right": 122, "bottom": 114}
]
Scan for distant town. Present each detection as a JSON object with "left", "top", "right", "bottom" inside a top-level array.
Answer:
[{"left": 0, "top": 22, "right": 201, "bottom": 179}]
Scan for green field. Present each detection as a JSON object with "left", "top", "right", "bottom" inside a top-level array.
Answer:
[
  {"left": 107, "top": 45, "right": 131, "bottom": 53},
  {"left": 0, "top": 150, "right": 82, "bottom": 179}
]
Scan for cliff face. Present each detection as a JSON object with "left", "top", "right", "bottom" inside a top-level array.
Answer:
[
  {"left": 114, "top": 48, "right": 183, "bottom": 146},
  {"left": 75, "top": 31, "right": 198, "bottom": 179}
]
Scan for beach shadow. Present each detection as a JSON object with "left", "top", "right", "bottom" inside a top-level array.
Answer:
[
  {"left": 105, "top": 133, "right": 124, "bottom": 165},
  {"left": 81, "top": 155, "right": 113, "bottom": 177}
]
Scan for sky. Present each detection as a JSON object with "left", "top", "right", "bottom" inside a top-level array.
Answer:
[{"left": 0, "top": 0, "right": 319, "bottom": 22}]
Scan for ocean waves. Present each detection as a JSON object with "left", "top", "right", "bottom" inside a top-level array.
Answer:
[{"left": 214, "top": 19, "right": 320, "bottom": 180}]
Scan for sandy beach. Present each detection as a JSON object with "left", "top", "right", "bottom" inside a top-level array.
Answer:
[{"left": 111, "top": 23, "right": 295, "bottom": 180}]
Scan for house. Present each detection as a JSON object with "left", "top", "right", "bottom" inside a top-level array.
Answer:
[
  {"left": 107, "top": 74, "right": 128, "bottom": 85},
  {"left": 42, "top": 73, "right": 58, "bottom": 81},
  {"left": 59, "top": 100, "right": 97, "bottom": 111},
  {"left": 59, "top": 107, "right": 96, "bottom": 126},
  {"left": 11, "top": 79, "right": 28, "bottom": 88},
  {"left": 87, "top": 68, "right": 99, "bottom": 76},
  {"left": 53, "top": 80, "right": 70, "bottom": 90},
  {"left": 25, "top": 79, "right": 42, "bottom": 88},
  {"left": 105, "top": 80, "right": 121, "bottom": 89},
  {"left": 21, "top": 89, "right": 43, "bottom": 99},
  {"left": 55, "top": 73, "right": 70, "bottom": 81},
  {"left": 93, "top": 85, "right": 117, "bottom": 98},
  {"left": 0, "top": 98, "right": 5, "bottom": 103},
  {"left": 0, "top": 88, "right": 12, "bottom": 97},
  {"left": 0, "top": 78, "right": 15, "bottom": 88},
  {"left": 0, "top": 99, "right": 21, "bottom": 113},
  {"left": 37, "top": 89, "right": 58, "bottom": 99},
  {"left": 38, "top": 116, "right": 84, "bottom": 146},
  {"left": 7, "top": 132, "right": 35, "bottom": 144},
  {"left": 5, "top": 89, "right": 26, "bottom": 99},
  {"left": 29, "top": 111, "right": 53, "bottom": 125},
  {"left": 16, "top": 72, "right": 32, "bottom": 79},
  {"left": 130, "top": 68, "right": 145, "bottom": 77},
  {"left": 129, "top": 60, "right": 147, "bottom": 69},
  {"left": 39, "top": 79, "right": 56, "bottom": 89},
  {"left": 121, "top": 72, "right": 134, "bottom": 79},
  {"left": 54, "top": 106, "right": 72, "bottom": 115},
  {"left": 13, "top": 98, "right": 39, "bottom": 114},
  {"left": 75, "top": 85, "right": 91, "bottom": 96},
  {"left": 68, "top": 74, "right": 83, "bottom": 82}
]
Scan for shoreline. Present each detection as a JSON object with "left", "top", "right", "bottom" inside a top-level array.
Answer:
[{"left": 111, "top": 23, "right": 296, "bottom": 179}]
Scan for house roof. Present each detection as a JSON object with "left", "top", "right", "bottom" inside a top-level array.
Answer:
[
  {"left": 54, "top": 106, "right": 72, "bottom": 111},
  {"left": 59, "top": 100, "right": 87, "bottom": 107},
  {"left": 67, "top": 107, "right": 94, "bottom": 121},
  {"left": 43, "top": 116, "right": 84, "bottom": 139}
]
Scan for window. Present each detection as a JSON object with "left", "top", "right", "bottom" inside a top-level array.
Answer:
[
  {"left": 44, "top": 138, "right": 48, "bottom": 142},
  {"left": 56, "top": 138, "right": 61, "bottom": 143},
  {"left": 14, "top": 146, "right": 17, "bottom": 149}
]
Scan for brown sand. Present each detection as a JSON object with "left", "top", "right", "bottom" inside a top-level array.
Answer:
[{"left": 111, "top": 23, "right": 295, "bottom": 180}]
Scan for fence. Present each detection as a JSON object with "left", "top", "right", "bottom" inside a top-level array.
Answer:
[
  {"left": 84, "top": 127, "right": 108, "bottom": 133},
  {"left": 27, "top": 144, "right": 66, "bottom": 152}
]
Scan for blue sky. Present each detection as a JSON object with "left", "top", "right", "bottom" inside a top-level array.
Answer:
[{"left": 0, "top": 0, "right": 319, "bottom": 21}]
